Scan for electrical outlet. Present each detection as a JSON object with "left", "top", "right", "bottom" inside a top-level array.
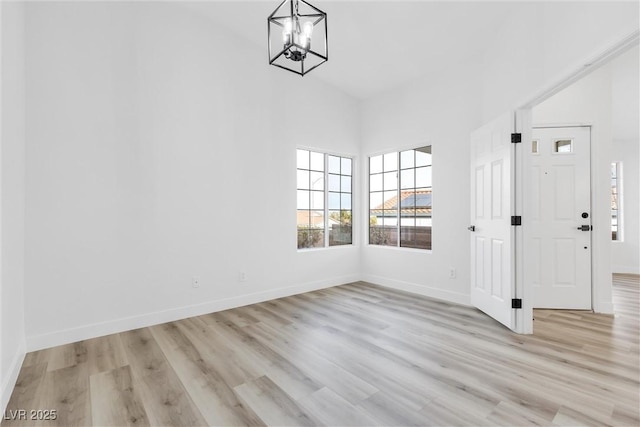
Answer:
[
  {"left": 449, "top": 268, "right": 456, "bottom": 279},
  {"left": 192, "top": 277, "right": 200, "bottom": 288},
  {"left": 239, "top": 271, "right": 247, "bottom": 282}
]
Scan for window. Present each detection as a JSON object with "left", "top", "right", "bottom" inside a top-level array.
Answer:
[
  {"left": 297, "top": 149, "right": 353, "bottom": 249},
  {"left": 532, "top": 139, "right": 539, "bottom": 154},
  {"left": 369, "top": 146, "right": 432, "bottom": 250},
  {"left": 611, "top": 162, "right": 622, "bottom": 241}
]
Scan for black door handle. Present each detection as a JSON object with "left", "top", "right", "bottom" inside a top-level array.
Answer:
[
  {"left": 468, "top": 225, "right": 475, "bottom": 232},
  {"left": 577, "top": 225, "right": 591, "bottom": 231}
]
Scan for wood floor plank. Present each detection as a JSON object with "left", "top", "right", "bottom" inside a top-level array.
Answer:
[
  {"left": 4, "top": 274, "right": 639, "bottom": 426},
  {"left": 33, "top": 364, "right": 92, "bottom": 427},
  {"left": 297, "top": 386, "right": 380, "bottom": 426},
  {"left": 233, "top": 376, "right": 319, "bottom": 426},
  {"left": 85, "top": 334, "right": 129, "bottom": 376},
  {"left": 149, "top": 321, "right": 265, "bottom": 426},
  {"left": 119, "top": 328, "right": 206, "bottom": 427},
  {"left": 202, "top": 311, "right": 323, "bottom": 400},
  {"left": 2, "top": 363, "right": 48, "bottom": 427},
  {"left": 244, "top": 321, "right": 379, "bottom": 405},
  {"left": 89, "top": 366, "right": 149, "bottom": 427}
]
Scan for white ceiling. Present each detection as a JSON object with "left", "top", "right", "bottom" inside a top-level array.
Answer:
[{"left": 183, "top": 1, "right": 521, "bottom": 100}]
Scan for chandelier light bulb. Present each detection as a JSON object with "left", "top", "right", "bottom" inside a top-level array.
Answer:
[
  {"left": 282, "top": 18, "right": 293, "bottom": 44},
  {"left": 303, "top": 21, "right": 314, "bottom": 37}
]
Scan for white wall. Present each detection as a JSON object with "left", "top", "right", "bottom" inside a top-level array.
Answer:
[
  {"left": 481, "top": 2, "right": 639, "bottom": 123},
  {"left": 611, "top": 48, "right": 639, "bottom": 274},
  {"left": 360, "top": 64, "right": 482, "bottom": 305},
  {"left": 1, "top": 1, "right": 27, "bottom": 412},
  {"left": 24, "top": 2, "right": 360, "bottom": 350},
  {"left": 532, "top": 47, "right": 640, "bottom": 309}
]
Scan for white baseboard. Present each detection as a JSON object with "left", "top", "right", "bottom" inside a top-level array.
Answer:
[
  {"left": 612, "top": 265, "right": 640, "bottom": 275},
  {"left": 362, "top": 274, "right": 471, "bottom": 306},
  {"left": 595, "top": 300, "right": 615, "bottom": 314},
  {"left": 1, "top": 339, "right": 26, "bottom": 415},
  {"left": 26, "top": 275, "right": 359, "bottom": 352}
]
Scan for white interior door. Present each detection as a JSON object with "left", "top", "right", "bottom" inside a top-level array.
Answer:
[
  {"left": 529, "top": 126, "right": 592, "bottom": 309},
  {"left": 470, "top": 112, "right": 517, "bottom": 330}
]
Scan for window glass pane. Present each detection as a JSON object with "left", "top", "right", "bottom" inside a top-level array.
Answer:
[
  {"left": 297, "top": 190, "right": 309, "bottom": 209},
  {"left": 297, "top": 149, "right": 309, "bottom": 169},
  {"left": 383, "top": 171, "right": 397, "bottom": 191},
  {"left": 370, "top": 192, "right": 383, "bottom": 210},
  {"left": 310, "top": 171, "right": 324, "bottom": 191},
  {"left": 400, "top": 192, "right": 416, "bottom": 209},
  {"left": 400, "top": 169, "right": 415, "bottom": 190},
  {"left": 329, "top": 210, "right": 352, "bottom": 246},
  {"left": 297, "top": 210, "right": 310, "bottom": 227},
  {"left": 382, "top": 216, "right": 397, "bottom": 226},
  {"left": 415, "top": 166, "right": 432, "bottom": 188},
  {"left": 554, "top": 139, "right": 572, "bottom": 153},
  {"left": 384, "top": 152, "right": 398, "bottom": 171},
  {"left": 328, "top": 156, "right": 341, "bottom": 174},
  {"left": 308, "top": 211, "right": 325, "bottom": 248},
  {"left": 400, "top": 150, "right": 415, "bottom": 169},
  {"left": 311, "top": 190, "right": 324, "bottom": 209},
  {"left": 297, "top": 169, "right": 309, "bottom": 189},
  {"left": 369, "top": 218, "right": 388, "bottom": 246},
  {"left": 370, "top": 173, "right": 383, "bottom": 192},
  {"left": 328, "top": 174, "right": 340, "bottom": 192},
  {"left": 328, "top": 192, "right": 340, "bottom": 210},
  {"left": 400, "top": 216, "right": 415, "bottom": 227},
  {"left": 342, "top": 158, "right": 352, "bottom": 176},
  {"left": 310, "top": 151, "right": 324, "bottom": 170},
  {"left": 383, "top": 191, "right": 396, "bottom": 209},
  {"left": 370, "top": 155, "right": 383, "bottom": 174},
  {"left": 341, "top": 193, "right": 352, "bottom": 210},
  {"left": 341, "top": 176, "right": 352, "bottom": 193},
  {"left": 414, "top": 189, "right": 432, "bottom": 210},
  {"left": 416, "top": 147, "right": 431, "bottom": 167},
  {"left": 611, "top": 162, "right": 620, "bottom": 241}
]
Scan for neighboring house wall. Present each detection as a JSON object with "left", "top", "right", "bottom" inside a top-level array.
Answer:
[
  {"left": 23, "top": 2, "right": 361, "bottom": 350},
  {"left": 0, "top": 1, "right": 27, "bottom": 412}
]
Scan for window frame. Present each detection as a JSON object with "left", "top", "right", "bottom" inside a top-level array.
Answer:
[
  {"left": 296, "top": 148, "right": 354, "bottom": 250},
  {"left": 368, "top": 145, "right": 432, "bottom": 251}
]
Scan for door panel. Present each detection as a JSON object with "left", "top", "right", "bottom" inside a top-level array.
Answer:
[
  {"left": 530, "top": 126, "right": 591, "bottom": 309},
  {"left": 470, "top": 112, "right": 516, "bottom": 330}
]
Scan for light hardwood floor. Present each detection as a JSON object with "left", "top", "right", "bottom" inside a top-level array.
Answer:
[{"left": 3, "top": 274, "right": 639, "bottom": 426}]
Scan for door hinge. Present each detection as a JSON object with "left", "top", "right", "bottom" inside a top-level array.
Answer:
[
  {"left": 512, "top": 299, "right": 522, "bottom": 309},
  {"left": 511, "top": 216, "right": 522, "bottom": 226},
  {"left": 511, "top": 133, "right": 522, "bottom": 144}
]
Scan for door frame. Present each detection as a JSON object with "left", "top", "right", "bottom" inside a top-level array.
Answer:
[{"left": 527, "top": 124, "right": 594, "bottom": 310}]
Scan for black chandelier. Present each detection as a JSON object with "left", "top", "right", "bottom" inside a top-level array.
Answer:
[{"left": 267, "top": 0, "right": 328, "bottom": 76}]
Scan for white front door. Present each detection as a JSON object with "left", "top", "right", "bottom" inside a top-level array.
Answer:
[
  {"left": 470, "top": 112, "right": 517, "bottom": 330},
  {"left": 529, "top": 126, "right": 592, "bottom": 309}
]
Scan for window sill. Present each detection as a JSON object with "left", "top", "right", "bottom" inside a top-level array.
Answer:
[
  {"left": 366, "top": 244, "right": 432, "bottom": 254},
  {"left": 297, "top": 244, "right": 356, "bottom": 253}
]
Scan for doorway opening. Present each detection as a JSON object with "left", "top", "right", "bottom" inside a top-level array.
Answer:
[{"left": 525, "top": 44, "right": 639, "bottom": 314}]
